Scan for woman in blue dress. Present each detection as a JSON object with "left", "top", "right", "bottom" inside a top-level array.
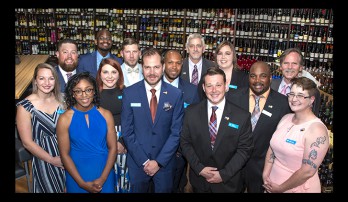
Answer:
[
  {"left": 57, "top": 72, "right": 117, "bottom": 193},
  {"left": 96, "top": 58, "right": 131, "bottom": 193}
]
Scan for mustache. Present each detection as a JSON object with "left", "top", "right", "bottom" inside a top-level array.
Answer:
[{"left": 284, "top": 69, "right": 296, "bottom": 73}]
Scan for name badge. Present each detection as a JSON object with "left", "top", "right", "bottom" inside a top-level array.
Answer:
[
  {"left": 184, "top": 102, "right": 190, "bottom": 109},
  {"left": 229, "top": 84, "right": 237, "bottom": 89},
  {"left": 262, "top": 110, "right": 272, "bottom": 117},
  {"left": 57, "top": 109, "right": 65, "bottom": 114},
  {"left": 286, "top": 139, "right": 296, "bottom": 144},
  {"left": 131, "top": 103, "right": 141, "bottom": 107},
  {"left": 118, "top": 95, "right": 122, "bottom": 100},
  {"left": 228, "top": 122, "right": 239, "bottom": 129}
]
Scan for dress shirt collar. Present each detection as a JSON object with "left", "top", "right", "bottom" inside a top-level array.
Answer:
[
  {"left": 249, "top": 88, "right": 270, "bottom": 100},
  {"left": 163, "top": 75, "right": 179, "bottom": 88},
  {"left": 207, "top": 97, "right": 225, "bottom": 113},
  {"left": 144, "top": 79, "right": 162, "bottom": 93},
  {"left": 58, "top": 66, "right": 76, "bottom": 83},
  {"left": 189, "top": 58, "right": 203, "bottom": 71}
]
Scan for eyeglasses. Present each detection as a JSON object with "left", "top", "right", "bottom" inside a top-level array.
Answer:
[
  {"left": 73, "top": 88, "right": 94, "bottom": 96},
  {"left": 98, "top": 37, "right": 111, "bottom": 41},
  {"left": 286, "top": 93, "right": 310, "bottom": 100}
]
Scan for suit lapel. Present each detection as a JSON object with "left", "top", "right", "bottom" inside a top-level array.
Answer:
[
  {"left": 212, "top": 101, "right": 231, "bottom": 151},
  {"left": 200, "top": 100, "right": 212, "bottom": 150},
  {"left": 254, "top": 90, "right": 275, "bottom": 131},
  {"left": 138, "top": 82, "right": 153, "bottom": 125}
]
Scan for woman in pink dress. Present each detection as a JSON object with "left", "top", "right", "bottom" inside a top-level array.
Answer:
[{"left": 262, "top": 77, "right": 329, "bottom": 193}]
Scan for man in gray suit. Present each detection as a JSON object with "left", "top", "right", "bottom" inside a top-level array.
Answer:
[
  {"left": 180, "top": 33, "right": 216, "bottom": 86},
  {"left": 227, "top": 61, "right": 291, "bottom": 193}
]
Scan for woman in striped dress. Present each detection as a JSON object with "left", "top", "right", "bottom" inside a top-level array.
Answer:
[{"left": 16, "top": 63, "right": 66, "bottom": 192}]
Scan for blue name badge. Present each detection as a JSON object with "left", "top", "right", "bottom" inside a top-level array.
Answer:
[
  {"left": 286, "top": 138, "right": 296, "bottom": 145},
  {"left": 184, "top": 102, "right": 189, "bottom": 109},
  {"left": 229, "top": 84, "right": 237, "bottom": 89},
  {"left": 130, "top": 103, "right": 141, "bottom": 107},
  {"left": 118, "top": 95, "right": 122, "bottom": 100},
  {"left": 57, "top": 109, "right": 65, "bottom": 114},
  {"left": 228, "top": 122, "right": 239, "bottom": 129}
]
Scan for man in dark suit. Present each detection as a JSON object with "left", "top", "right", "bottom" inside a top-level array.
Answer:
[
  {"left": 180, "top": 33, "right": 216, "bottom": 86},
  {"left": 121, "top": 48, "right": 184, "bottom": 193},
  {"left": 55, "top": 38, "right": 79, "bottom": 93},
  {"left": 162, "top": 49, "right": 200, "bottom": 193},
  {"left": 180, "top": 67, "right": 253, "bottom": 193},
  {"left": 226, "top": 61, "right": 291, "bottom": 193},
  {"left": 270, "top": 48, "right": 320, "bottom": 116},
  {"left": 77, "top": 28, "right": 123, "bottom": 78}
]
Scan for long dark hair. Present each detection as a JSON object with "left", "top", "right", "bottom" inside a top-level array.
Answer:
[{"left": 64, "top": 72, "right": 100, "bottom": 109}]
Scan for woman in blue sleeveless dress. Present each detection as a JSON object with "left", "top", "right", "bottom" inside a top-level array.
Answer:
[
  {"left": 96, "top": 58, "right": 131, "bottom": 193},
  {"left": 57, "top": 72, "right": 117, "bottom": 193}
]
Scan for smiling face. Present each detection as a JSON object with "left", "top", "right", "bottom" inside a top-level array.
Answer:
[
  {"left": 56, "top": 43, "right": 79, "bottom": 72},
  {"left": 72, "top": 79, "right": 95, "bottom": 111},
  {"left": 187, "top": 38, "right": 205, "bottom": 61},
  {"left": 35, "top": 68, "right": 55, "bottom": 94},
  {"left": 280, "top": 52, "right": 303, "bottom": 82},
  {"left": 100, "top": 64, "right": 119, "bottom": 89},
  {"left": 164, "top": 51, "right": 183, "bottom": 83},
  {"left": 216, "top": 44, "right": 233, "bottom": 70},
  {"left": 288, "top": 84, "right": 314, "bottom": 112},
  {"left": 203, "top": 74, "right": 226, "bottom": 105},
  {"left": 142, "top": 53, "right": 163, "bottom": 87},
  {"left": 249, "top": 61, "right": 271, "bottom": 96},
  {"left": 96, "top": 29, "right": 112, "bottom": 52}
]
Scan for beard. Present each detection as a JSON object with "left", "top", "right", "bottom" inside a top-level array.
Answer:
[{"left": 59, "top": 61, "right": 78, "bottom": 72}]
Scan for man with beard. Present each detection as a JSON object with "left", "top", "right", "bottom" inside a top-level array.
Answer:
[
  {"left": 120, "top": 37, "right": 143, "bottom": 87},
  {"left": 162, "top": 49, "right": 200, "bottom": 193},
  {"left": 270, "top": 48, "right": 321, "bottom": 116},
  {"left": 55, "top": 38, "right": 79, "bottom": 93},
  {"left": 226, "top": 61, "right": 291, "bottom": 193},
  {"left": 121, "top": 47, "right": 184, "bottom": 192},
  {"left": 77, "top": 28, "right": 123, "bottom": 78}
]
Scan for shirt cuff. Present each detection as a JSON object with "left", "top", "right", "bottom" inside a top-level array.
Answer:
[{"left": 143, "top": 159, "right": 150, "bottom": 166}]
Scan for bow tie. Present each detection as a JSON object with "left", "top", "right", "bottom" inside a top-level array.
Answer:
[{"left": 127, "top": 67, "right": 139, "bottom": 73}]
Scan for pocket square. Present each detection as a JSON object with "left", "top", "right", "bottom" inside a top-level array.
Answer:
[{"left": 163, "top": 102, "right": 172, "bottom": 111}]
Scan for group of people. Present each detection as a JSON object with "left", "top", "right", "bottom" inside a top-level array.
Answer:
[{"left": 16, "top": 29, "right": 330, "bottom": 193}]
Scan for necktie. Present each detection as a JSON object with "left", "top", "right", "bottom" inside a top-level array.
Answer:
[
  {"left": 127, "top": 67, "right": 139, "bottom": 74},
  {"left": 251, "top": 95, "right": 263, "bottom": 131},
  {"left": 209, "top": 106, "right": 218, "bottom": 149},
  {"left": 150, "top": 89, "right": 157, "bottom": 123},
  {"left": 66, "top": 73, "right": 72, "bottom": 81},
  {"left": 280, "top": 84, "right": 290, "bottom": 95},
  {"left": 191, "top": 65, "right": 198, "bottom": 85}
]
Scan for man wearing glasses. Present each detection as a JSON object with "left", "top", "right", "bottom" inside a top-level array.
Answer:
[
  {"left": 270, "top": 48, "right": 321, "bottom": 116},
  {"left": 226, "top": 61, "right": 291, "bottom": 193},
  {"left": 77, "top": 28, "right": 123, "bottom": 78}
]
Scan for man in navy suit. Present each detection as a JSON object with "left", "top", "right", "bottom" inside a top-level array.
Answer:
[
  {"left": 121, "top": 47, "right": 184, "bottom": 193},
  {"left": 55, "top": 38, "right": 79, "bottom": 93},
  {"left": 180, "top": 67, "right": 253, "bottom": 193},
  {"left": 77, "top": 28, "right": 123, "bottom": 78},
  {"left": 226, "top": 61, "right": 291, "bottom": 193},
  {"left": 162, "top": 49, "right": 200, "bottom": 193},
  {"left": 180, "top": 33, "right": 216, "bottom": 86}
]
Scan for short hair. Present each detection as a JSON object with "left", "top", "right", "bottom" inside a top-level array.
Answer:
[
  {"left": 32, "top": 63, "right": 63, "bottom": 104},
  {"left": 279, "top": 48, "right": 304, "bottom": 66},
  {"left": 141, "top": 47, "right": 163, "bottom": 66},
  {"left": 96, "top": 58, "right": 124, "bottom": 92},
  {"left": 57, "top": 38, "right": 78, "bottom": 51},
  {"left": 250, "top": 61, "right": 271, "bottom": 75},
  {"left": 291, "top": 77, "right": 317, "bottom": 97},
  {"left": 163, "top": 49, "right": 183, "bottom": 62},
  {"left": 185, "top": 33, "right": 205, "bottom": 49},
  {"left": 202, "top": 66, "right": 226, "bottom": 84},
  {"left": 95, "top": 28, "right": 111, "bottom": 39},
  {"left": 121, "top": 37, "right": 140, "bottom": 51},
  {"left": 64, "top": 72, "right": 100, "bottom": 109},
  {"left": 215, "top": 40, "right": 239, "bottom": 70}
]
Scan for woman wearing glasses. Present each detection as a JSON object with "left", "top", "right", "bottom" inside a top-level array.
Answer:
[
  {"left": 262, "top": 77, "right": 329, "bottom": 193},
  {"left": 57, "top": 72, "right": 117, "bottom": 193}
]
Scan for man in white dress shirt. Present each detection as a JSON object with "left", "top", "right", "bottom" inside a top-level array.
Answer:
[{"left": 120, "top": 38, "right": 143, "bottom": 87}]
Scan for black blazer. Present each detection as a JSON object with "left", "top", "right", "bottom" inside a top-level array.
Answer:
[
  {"left": 197, "top": 68, "right": 249, "bottom": 100},
  {"left": 180, "top": 58, "right": 216, "bottom": 84},
  {"left": 226, "top": 87, "right": 291, "bottom": 193},
  {"left": 271, "top": 78, "right": 321, "bottom": 116},
  {"left": 180, "top": 99, "right": 253, "bottom": 193}
]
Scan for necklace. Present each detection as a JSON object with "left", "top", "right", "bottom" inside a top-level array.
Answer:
[{"left": 287, "top": 124, "right": 294, "bottom": 133}]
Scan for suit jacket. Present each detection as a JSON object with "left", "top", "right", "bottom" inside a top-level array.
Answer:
[
  {"left": 55, "top": 66, "right": 69, "bottom": 93},
  {"left": 77, "top": 51, "right": 123, "bottom": 78},
  {"left": 180, "top": 58, "right": 216, "bottom": 84},
  {"left": 178, "top": 77, "right": 200, "bottom": 107},
  {"left": 226, "top": 87, "right": 291, "bottom": 192},
  {"left": 121, "top": 80, "right": 184, "bottom": 178},
  {"left": 198, "top": 68, "right": 249, "bottom": 100},
  {"left": 180, "top": 99, "right": 253, "bottom": 193},
  {"left": 121, "top": 63, "right": 144, "bottom": 87},
  {"left": 271, "top": 78, "right": 321, "bottom": 116}
]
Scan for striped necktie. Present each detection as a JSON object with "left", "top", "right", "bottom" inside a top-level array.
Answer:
[{"left": 209, "top": 106, "right": 218, "bottom": 149}]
